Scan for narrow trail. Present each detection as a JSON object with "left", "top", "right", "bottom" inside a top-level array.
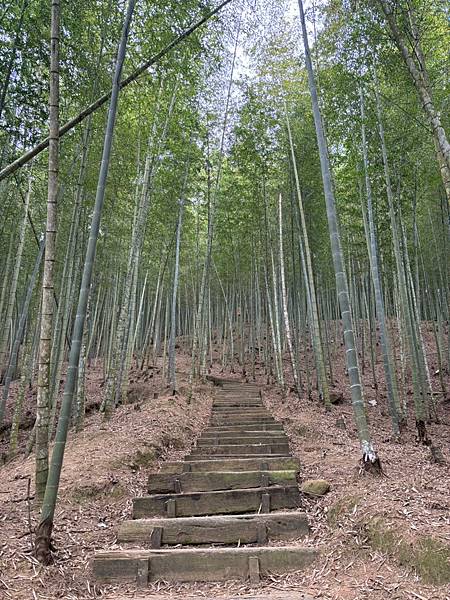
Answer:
[{"left": 92, "top": 380, "right": 317, "bottom": 587}]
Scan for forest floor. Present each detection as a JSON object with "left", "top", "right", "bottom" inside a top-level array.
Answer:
[{"left": 0, "top": 333, "right": 449, "bottom": 600}]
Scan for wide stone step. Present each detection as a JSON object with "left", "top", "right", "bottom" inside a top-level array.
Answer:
[
  {"left": 147, "top": 469, "right": 298, "bottom": 493},
  {"left": 212, "top": 406, "right": 265, "bottom": 412},
  {"left": 187, "top": 453, "right": 290, "bottom": 460},
  {"left": 133, "top": 485, "right": 301, "bottom": 518},
  {"left": 202, "top": 428, "right": 285, "bottom": 435},
  {"left": 214, "top": 395, "right": 262, "bottom": 401},
  {"left": 118, "top": 511, "right": 309, "bottom": 545},
  {"left": 220, "top": 391, "right": 260, "bottom": 394},
  {"left": 121, "top": 594, "right": 314, "bottom": 600},
  {"left": 212, "top": 404, "right": 267, "bottom": 409},
  {"left": 205, "top": 424, "right": 284, "bottom": 433},
  {"left": 211, "top": 410, "right": 271, "bottom": 418},
  {"left": 189, "top": 443, "right": 290, "bottom": 456},
  {"left": 213, "top": 404, "right": 263, "bottom": 409},
  {"left": 198, "top": 434, "right": 288, "bottom": 446},
  {"left": 93, "top": 545, "right": 317, "bottom": 584},
  {"left": 210, "top": 416, "right": 278, "bottom": 425},
  {"left": 160, "top": 456, "right": 300, "bottom": 473},
  {"left": 215, "top": 392, "right": 261, "bottom": 395}
]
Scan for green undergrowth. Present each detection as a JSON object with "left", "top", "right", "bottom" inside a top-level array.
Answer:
[
  {"left": 363, "top": 517, "right": 450, "bottom": 585},
  {"left": 111, "top": 429, "right": 189, "bottom": 471},
  {"left": 327, "top": 496, "right": 450, "bottom": 585},
  {"left": 132, "top": 447, "right": 158, "bottom": 467},
  {"left": 293, "top": 423, "right": 313, "bottom": 437},
  {"left": 327, "top": 494, "right": 361, "bottom": 527},
  {"left": 71, "top": 480, "right": 126, "bottom": 503}
]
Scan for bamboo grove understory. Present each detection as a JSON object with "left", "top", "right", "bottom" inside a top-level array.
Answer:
[{"left": 0, "top": 0, "right": 448, "bottom": 563}]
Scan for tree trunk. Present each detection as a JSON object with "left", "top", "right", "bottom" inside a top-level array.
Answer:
[
  {"left": 34, "top": 0, "right": 136, "bottom": 564},
  {"left": 359, "top": 88, "right": 400, "bottom": 435},
  {"left": 35, "top": 0, "right": 60, "bottom": 503},
  {"left": 297, "top": 0, "right": 379, "bottom": 468},
  {"left": 168, "top": 156, "right": 190, "bottom": 392},
  {"left": 376, "top": 0, "right": 450, "bottom": 204},
  {"left": 0, "top": 174, "right": 32, "bottom": 381},
  {"left": 278, "top": 193, "right": 299, "bottom": 392},
  {"left": 0, "top": 0, "right": 234, "bottom": 182}
]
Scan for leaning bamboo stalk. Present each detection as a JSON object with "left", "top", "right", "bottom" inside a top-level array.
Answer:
[{"left": 35, "top": 0, "right": 136, "bottom": 564}]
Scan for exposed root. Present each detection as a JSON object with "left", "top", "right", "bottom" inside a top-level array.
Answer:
[
  {"left": 34, "top": 517, "right": 54, "bottom": 565},
  {"left": 359, "top": 453, "right": 384, "bottom": 476},
  {"left": 416, "top": 419, "right": 432, "bottom": 446},
  {"left": 430, "top": 444, "right": 445, "bottom": 465}
]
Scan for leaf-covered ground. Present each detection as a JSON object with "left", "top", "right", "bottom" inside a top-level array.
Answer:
[{"left": 0, "top": 334, "right": 449, "bottom": 600}]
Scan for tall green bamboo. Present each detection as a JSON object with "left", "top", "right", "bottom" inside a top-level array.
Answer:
[
  {"left": 35, "top": 0, "right": 60, "bottom": 502},
  {"left": 34, "top": 0, "right": 136, "bottom": 563},
  {"left": 285, "top": 103, "right": 330, "bottom": 406},
  {"left": 374, "top": 79, "right": 431, "bottom": 441},
  {"left": 297, "top": 0, "right": 379, "bottom": 468},
  {"left": 359, "top": 88, "right": 400, "bottom": 435}
]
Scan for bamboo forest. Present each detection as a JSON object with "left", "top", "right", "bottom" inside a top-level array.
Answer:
[{"left": 0, "top": 0, "right": 449, "bottom": 598}]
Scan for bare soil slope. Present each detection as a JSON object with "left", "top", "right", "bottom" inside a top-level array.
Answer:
[{"left": 1, "top": 344, "right": 449, "bottom": 600}]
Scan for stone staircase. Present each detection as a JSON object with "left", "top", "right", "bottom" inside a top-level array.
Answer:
[{"left": 92, "top": 381, "right": 317, "bottom": 586}]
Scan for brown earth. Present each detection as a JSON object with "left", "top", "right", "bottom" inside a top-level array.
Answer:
[{"left": 0, "top": 328, "right": 449, "bottom": 600}]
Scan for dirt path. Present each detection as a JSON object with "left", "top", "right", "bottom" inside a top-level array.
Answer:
[{"left": 1, "top": 352, "right": 449, "bottom": 600}]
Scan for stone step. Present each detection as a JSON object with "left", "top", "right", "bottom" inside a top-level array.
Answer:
[
  {"left": 213, "top": 403, "right": 263, "bottom": 408},
  {"left": 214, "top": 399, "right": 262, "bottom": 404},
  {"left": 214, "top": 393, "right": 261, "bottom": 398},
  {"left": 133, "top": 485, "right": 301, "bottom": 518},
  {"left": 212, "top": 407, "right": 263, "bottom": 411},
  {"left": 114, "top": 594, "right": 314, "bottom": 600},
  {"left": 203, "top": 430, "right": 284, "bottom": 438},
  {"left": 189, "top": 443, "right": 290, "bottom": 456},
  {"left": 214, "top": 392, "right": 261, "bottom": 396},
  {"left": 216, "top": 392, "right": 261, "bottom": 396},
  {"left": 93, "top": 545, "right": 317, "bottom": 584},
  {"left": 205, "top": 423, "right": 284, "bottom": 433},
  {"left": 118, "top": 511, "right": 309, "bottom": 545},
  {"left": 210, "top": 416, "right": 278, "bottom": 425},
  {"left": 211, "top": 406, "right": 272, "bottom": 417},
  {"left": 212, "top": 404, "right": 270, "bottom": 414},
  {"left": 187, "top": 453, "right": 290, "bottom": 459},
  {"left": 160, "top": 456, "right": 300, "bottom": 473},
  {"left": 214, "top": 394, "right": 261, "bottom": 398},
  {"left": 198, "top": 435, "right": 288, "bottom": 446},
  {"left": 215, "top": 389, "right": 261, "bottom": 393},
  {"left": 147, "top": 469, "right": 298, "bottom": 493}
]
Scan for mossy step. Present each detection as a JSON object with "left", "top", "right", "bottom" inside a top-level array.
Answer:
[
  {"left": 214, "top": 397, "right": 262, "bottom": 402},
  {"left": 92, "top": 546, "right": 318, "bottom": 587},
  {"left": 212, "top": 404, "right": 267, "bottom": 409},
  {"left": 213, "top": 403, "right": 263, "bottom": 409},
  {"left": 187, "top": 453, "right": 290, "bottom": 459},
  {"left": 212, "top": 407, "right": 264, "bottom": 410},
  {"left": 122, "top": 594, "right": 314, "bottom": 600},
  {"left": 190, "top": 443, "right": 289, "bottom": 456},
  {"left": 211, "top": 409, "right": 270, "bottom": 416},
  {"left": 217, "top": 384, "right": 260, "bottom": 395},
  {"left": 117, "top": 511, "right": 309, "bottom": 545},
  {"left": 147, "top": 469, "right": 298, "bottom": 493},
  {"left": 160, "top": 456, "right": 300, "bottom": 474},
  {"left": 132, "top": 485, "right": 301, "bottom": 518},
  {"left": 217, "top": 393, "right": 262, "bottom": 397},
  {"left": 198, "top": 434, "right": 288, "bottom": 446},
  {"left": 92, "top": 545, "right": 317, "bottom": 584},
  {"left": 205, "top": 424, "right": 284, "bottom": 433},
  {"left": 210, "top": 416, "right": 278, "bottom": 425}
]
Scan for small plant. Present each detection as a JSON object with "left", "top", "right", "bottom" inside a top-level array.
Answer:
[
  {"left": 326, "top": 495, "right": 360, "bottom": 527},
  {"left": 364, "top": 517, "right": 450, "bottom": 585}
]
